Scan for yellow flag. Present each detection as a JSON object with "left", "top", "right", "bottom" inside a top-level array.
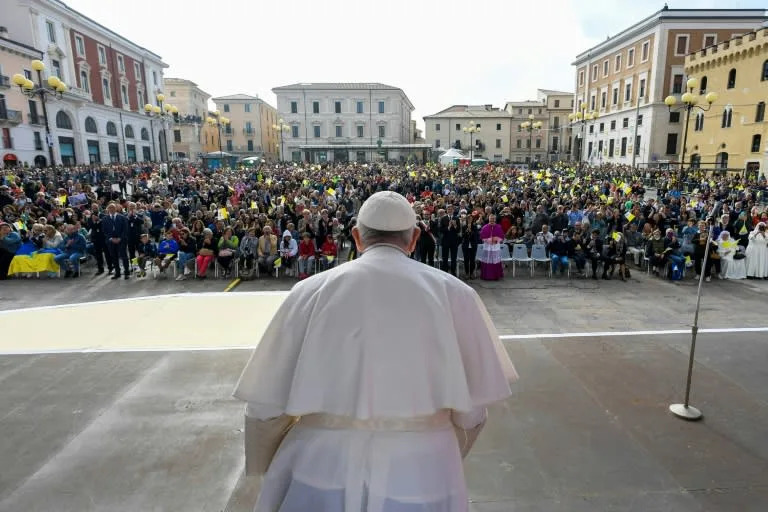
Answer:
[
  {"left": 326, "top": 188, "right": 335, "bottom": 196},
  {"left": 612, "top": 231, "right": 620, "bottom": 241},
  {"left": 623, "top": 186, "right": 632, "bottom": 195},
  {"left": 409, "top": 171, "right": 417, "bottom": 178},
  {"left": 624, "top": 212, "right": 635, "bottom": 222},
  {"left": 250, "top": 201, "right": 257, "bottom": 210},
  {"left": 518, "top": 176, "right": 525, "bottom": 183},
  {"left": 326, "top": 255, "right": 335, "bottom": 263},
  {"left": 58, "top": 195, "right": 67, "bottom": 205},
  {"left": 273, "top": 257, "right": 282, "bottom": 268},
  {"left": 302, "top": 179, "right": 310, "bottom": 186},
  {"left": 593, "top": 185, "right": 599, "bottom": 192},
  {"left": 218, "top": 207, "right": 229, "bottom": 219},
  {"left": 599, "top": 194, "right": 608, "bottom": 201},
  {"left": 14, "top": 220, "right": 25, "bottom": 231},
  {"left": 501, "top": 195, "right": 509, "bottom": 203}
]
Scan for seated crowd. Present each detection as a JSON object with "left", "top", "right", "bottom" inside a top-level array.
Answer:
[{"left": 1, "top": 161, "right": 767, "bottom": 286}]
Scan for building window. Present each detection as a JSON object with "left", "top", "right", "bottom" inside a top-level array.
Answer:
[
  {"left": 608, "top": 139, "right": 615, "bottom": 157},
  {"left": 106, "top": 121, "right": 117, "bottom": 136},
  {"left": 137, "top": 91, "right": 143, "bottom": 109},
  {"left": 615, "top": 54, "right": 621, "bottom": 72},
  {"left": 727, "top": 68, "right": 736, "bottom": 89},
  {"left": 675, "top": 35, "right": 689, "bottom": 56},
  {"left": 51, "top": 60, "right": 61, "bottom": 79},
  {"left": 102, "top": 78, "right": 110, "bottom": 99},
  {"left": 245, "top": 121, "right": 253, "bottom": 134},
  {"left": 751, "top": 134, "right": 762, "bottom": 153},
  {"left": 589, "top": 125, "right": 594, "bottom": 134},
  {"left": 84, "top": 116, "right": 97, "bottom": 133},
  {"left": 610, "top": 120, "right": 616, "bottom": 130},
  {"left": 665, "top": 133, "right": 678, "bottom": 155},
  {"left": 552, "top": 136, "right": 559, "bottom": 151},
  {"left": 435, "top": 139, "right": 440, "bottom": 148},
  {"left": 721, "top": 107, "right": 733, "bottom": 128},
  {"left": 669, "top": 111, "right": 680, "bottom": 123},
  {"left": 75, "top": 35, "right": 85, "bottom": 56},
  {"left": 223, "top": 104, "right": 230, "bottom": 112},
  {"left": 152, "top": 71, "right": 157, "bottom": 86},
  {"left": 526, "top": 139, "right": 531, "bottom": 149},
  {"left": 34, "top": 132, "right": 43, "bottom": 150},
  {"left": 121, "top": 85, "right": 128, "bottom": 106},
  {"left": 635, "top": 135, "right": 641, "bottom": 155},
  {"left": 699, "top": 76, "right": 708, "bottom": 94},
  {"left": 625, "top": 82, "right": 632, "bottom": 102},
  {"left": 496, "top": 138, "right": 501, "bottom": 148},
  {"left": 335, "top": 125, "right": 342, "bottom": 137},
  {"left": 335, "top": 101, "right": 342, "bottom": 114},
  {"left": 141, "top": 128, "right": 149, "bottom": 140},
  {"left": 378, "top": 125, "right": 385, "bottom": 138},
  {"left": 124, "top": 125, "right": 134, "bottom": 138},
  {"left": 46, "top": 20, "right": 56, "bottom": 43},
  {"left": 456, "top": 123, "right": 460, "bottom": 131},
  {"left": 378, "top": 101, "right": 385, "bottom": 113},
  {"left": 290, "top": 101, "right": 297, "bottom": 114},
  {"left": 496, "top": 123, "right": 502, "bottom": 130},
  {"left": 134, "top": 62, "right": 141, "bottom": 78},
  {"left": 169, "top": 91, "right": 176, "bottom": 97},
  {"left": 579, "top": 70, "right": 584, "bottom": 86},
  {"left": 756, "top": 102, "right": 765, "bottom": 122},
  {"left": 435, "top": 123, "right": 440, "bottom": 131},
  {"left": 244, "top": 103, "right": 251, "bottom": 112},
  {"left": 612, "top": 87, "right": 618, "bottom": 105},
  {"left": 620, "top": 137, "right": 627, "bottom": 156},
  {"left": 516, "top": 139, "right": 521, "bottom": 149},
  {"left": 716, "top": 152, "right": 728, "bottom": 169},
  {"left": 117, "top": 55, "right": 125, "bottom": 73},
  {"left": 356, "top": 101, "right": 363, "bottom": 114},
  {"left": 535, "top": 138, "right": 541, "bottom": 149},
  {"left": 704, "top": 34, "right": 716, "bottom": 47},
  {"left": 627, "top": 48, "right": 635, "bottom": 67},
  {"left": 98, "top": 46, "right": 107, "bottom": 66},
  {"left": 600, "top": 91, "right": 606, "bottom": 109},
  {"left": 694, "top": 112, "right": 704, "bottom": 131},
  {"left": 247, "top": 140, "right": 254, "bottom": 151},
  {"left": 592, "top": 64, "right": 598, "bottom": 81},
  {"left": 672, "top": 74, "right": 683, "bottom": 94},
  {"left": 639, "top": 78, "right": 646, "bottom": 99},
  {"left": 357, "top": 125, "right": 364, "bottom": 138},
  {"left": 641, "top": 41, "right": 650, "bottom": 62},
  {"left": 622, "top": 117, "right": 629, "bottom": 128},
  {"left": 291, "top": 125, "right": 299, "bottom": 138},
  {"left": 174, "top": 129, "right": 181, "bottom": 143},
  {"left": 313, "top": 125, "right": 320, "bottom": 138},
  {"left": 80, "top": 70, "right": 89, "bottom": 93},
  {"left": 590, "top": 95, "right": 596, "bottom": 111},
  {"left": 603, "top": 59, "right": 609, "bottom": 77},
  {"left": 226, "top": 140, "right": 233, "bottom": 151},
  {"left": 599, "top": 122, "right": 605, "bottom": 132},
  {"left": 311, "top": 101, "right": 318, "bottom": 114},
  {"left": 762, "top": 60, "right": 768, "bottom": 81},
  {"left": 553, "top": 117, "right": 560, "bottom": 129}
]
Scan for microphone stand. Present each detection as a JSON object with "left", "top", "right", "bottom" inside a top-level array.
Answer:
[{"left": 669, "top": 210, "right": 717, "bottom": 420}]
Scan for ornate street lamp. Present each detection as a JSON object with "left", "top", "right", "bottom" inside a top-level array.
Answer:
[
  {"left": 206, "top": 111, "right": 230, "bottom": 163},
  {"left": 144, "top": 93, "right": 177, "bottom": 162},
  {"left": 462, "top": 120, "right": 480, "bottom": 160},
  {"left": 520, "top": 114, "right": 543, "bottom": 166},
  {"left": 272, "top": 118, "right": 290, "bottom": 162},
  {"left": 11, "top": 59, "right": 68, "bottom": 167},
  {"left": 568, "top": 102, "right": 598, "bottom": 164},
  {"left": 664, "top": 78, "right": 718, "bottom": 173}
]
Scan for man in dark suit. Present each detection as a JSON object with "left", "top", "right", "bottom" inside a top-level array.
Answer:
[
  {"left": 440, "top": 204, "right": 461, "bottom": 276},
  {"left": 102, "top": 202, "right": 130, "bottom": 280}
]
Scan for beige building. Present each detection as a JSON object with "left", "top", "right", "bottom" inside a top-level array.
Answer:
[
  {"left": 0, "top": 30, "right": 46, "bottom": 168},
  {"left": 211, "top": 94, "right": 278, "bottom": 162},
  {"left": 423, "top": 105, "right": 513, "bottom": 162},
  {"left": 684, "top": 27, "right": 768, "bottom": 175},
  {"left": 572, "top": 7, "right": 766, "bottom": 167},
  {"left": 163, "top": 77, "right": 210, "bottom": 161}
]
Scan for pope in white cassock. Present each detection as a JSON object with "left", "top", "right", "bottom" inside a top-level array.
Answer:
[{"left": 234, "top": 190, "right": 518, "bottom": 512}]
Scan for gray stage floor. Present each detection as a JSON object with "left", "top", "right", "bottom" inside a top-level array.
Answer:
[{"left": 1, "top": 270, "right": 767, "bottom": 511}]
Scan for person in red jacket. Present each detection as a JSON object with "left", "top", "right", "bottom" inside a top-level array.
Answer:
[
  {"left": 297, "top": 232, "right": 316, "bottom": 280},
  {"left": 319, "top": 234, "right": 338, "bottom": 272}
]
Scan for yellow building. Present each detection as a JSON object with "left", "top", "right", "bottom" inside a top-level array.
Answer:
[
  {"left": 684, "top": 27, "right": 768, "bottom": 175},
  {"left": 201, "top": 116, "right": 221, "bottom": 154},
  {"left": 211, "top": 94, "right": 279, "bottom": 162}
]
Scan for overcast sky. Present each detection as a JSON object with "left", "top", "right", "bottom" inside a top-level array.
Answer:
[{"left": 64, "top": 0, "right": 765, "bottom": 129}]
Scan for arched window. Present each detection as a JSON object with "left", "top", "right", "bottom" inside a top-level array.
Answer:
[
  {"left": 690, "top": 154, "right": 701, "bottom": 169},
  {"left": 84, "top": 116, "right": 97, "bottom": 133},
  {"left": 716, "top": 152, "right": 729, "bottom": 169},
  {"left": 699, "top": 76, "right": 707, "bottom": 94},
  {"left": 756, "top": 102, "right": 765, "bottom": 122},
  {"left": 727, "top": 68, "right": 736, "bottom": 89},
  {"left": 141, "top": 127, "right": 149, "bottom": 141},
  {"left": 106, "top": 121, "right": 117, "bottom": 136},
  {"left": 80, "top": 70, "right": 89, "bottom": 93},
  {"left": 751, "top": 134, "right": 762, "bottom": 153},
  {"left": 56, "top": 111, "right": 72, "bottom": 129},
  {"left": 102, "top": 78, "right": 111, "bottom": 99},
  {"left": 124, "top": 124, "right": 134, "bottom": 138},
  {"left": 694, "top": 112, "right": 705, "bottom": 131},
  {"left": 762, "top": 60, "right": 768, "bottom": 81},
  {"left": 721, "top": 107, "right": 733, "bottom": 128}
]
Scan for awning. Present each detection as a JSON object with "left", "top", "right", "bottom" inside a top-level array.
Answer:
[{"left": 3, "top": 153, "right": 18, "bottom": 161}]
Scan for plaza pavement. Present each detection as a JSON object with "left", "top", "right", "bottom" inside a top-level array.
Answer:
[{"left": 0, "top": 266, "right": 767, "bottom": 511}]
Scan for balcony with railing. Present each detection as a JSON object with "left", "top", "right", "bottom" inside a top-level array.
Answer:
[
  {"left": 0, "top": 109, "right": 22, "bottom": 124},
  {"left": 243, "top": 128, "right": 255, "bottom": 136},
  {"left": 29, "top": 112, "right": 44, "bottom": 126},
  {"left": 0, "top": 75, "right": 10, "bottom": 88}
]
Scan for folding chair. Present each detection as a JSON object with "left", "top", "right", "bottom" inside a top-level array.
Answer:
[
  {"left": 531, "top": 244, "right": 551, "bottom": 277},
  {"left": 510, "top": 244, "right": 532, "bottom": 277}
]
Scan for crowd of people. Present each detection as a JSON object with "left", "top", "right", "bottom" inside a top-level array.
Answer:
[{"left": 1, "top": 160, "right": 768, "bottom": 285}]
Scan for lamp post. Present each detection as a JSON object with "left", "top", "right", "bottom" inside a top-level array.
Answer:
[
  {"left": 272, "top": 118, "right": 290, "bottom": 162},
  {"left": 12, "top": 60, "right": 67, "bottom": 167},
  {"left": 568, "top": 102, "right": 598, "bottom": 165},
  {"left": 206, "top": 111, "right": 230, "bottom": 167},
  {"left": 520, "top": 114, "right": 543, "bottom": 167},
  {"left": 143, "top": 93, "right": 177, "bottom": 162},
  {"left": 462, "top": 120, "right": 480, "bottom": 161},
  {"left": 664, "top": 78, "right": 718, "bottom": 175}
]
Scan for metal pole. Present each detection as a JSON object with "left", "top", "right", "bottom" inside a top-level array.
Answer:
[
  {"left": 680, "top": 103, "right": 692, "bottom": 175},
  {"left": 148, "top": 117, "right": 156, "bottom": 161},
  {"left": 669, "top": 216, "right": 714, "bottom": 421},
  {"left": 631, "top": 93, "right": 642, "bottom": 168},
  {"left": 36, "top": 70, "right": 56, "bottom": 167}
]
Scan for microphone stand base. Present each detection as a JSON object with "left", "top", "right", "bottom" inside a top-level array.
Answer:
[{"left": 669, "top": 403, "right": 703, "bottom": 421}]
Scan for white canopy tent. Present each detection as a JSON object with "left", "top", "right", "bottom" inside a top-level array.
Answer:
[{"left": 438, "top": 148, "right": 466, "bottom": 166}]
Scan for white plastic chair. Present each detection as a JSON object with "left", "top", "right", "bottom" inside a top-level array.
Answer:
[
  {"left": 510, "top": 244, "right": 532, "bottom": 277},
  {"left": 531, "top": 244, "right": 551, "bottom": 277}
]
